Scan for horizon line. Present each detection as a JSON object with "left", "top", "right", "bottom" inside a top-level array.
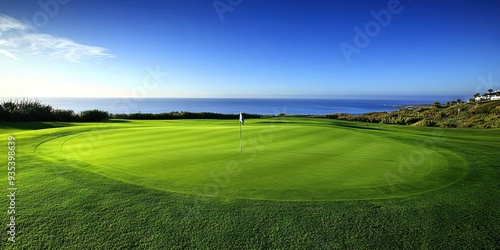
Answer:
[{"left": 0, "top": 94, "right": 474, "bottom": 100}]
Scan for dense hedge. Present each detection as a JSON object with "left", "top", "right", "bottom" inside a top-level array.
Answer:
[
  {"left": 0, "top": 99, "right": 261, "bottom": 122},
  {"left": 0, "top": 99, "right": 109, "bottom": 122},
  {"left": 113, "top": 111, "right": 262, "bottom": 120}
]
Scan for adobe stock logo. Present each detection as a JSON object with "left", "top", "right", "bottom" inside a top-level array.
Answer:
[
  {"left": 22, "top": 0, "right": 71, "bottom": 28},
  {"left": 213, "top": 0, "right": 243, "bottom": 21},
  {"left": 340, "top": 0, "right": 409, "bottom": 63}
]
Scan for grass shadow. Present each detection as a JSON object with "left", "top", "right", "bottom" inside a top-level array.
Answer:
[
  {"left": 331, "top": 122, "right": 383, "bottom": 131},
  {"left": 0, "top": 119, "right": 131, "bottom": 131},
  {"left": 0, "top": 122, "right": 74, "bottom": 131}
]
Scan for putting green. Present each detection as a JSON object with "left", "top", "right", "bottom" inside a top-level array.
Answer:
[{"left": 34, "top": 119, "right": 467, "bottom": 201}]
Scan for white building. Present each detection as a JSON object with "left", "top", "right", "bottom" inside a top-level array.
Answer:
[{"left": 475, "top": 90, "right": 500, "bottom": 101}]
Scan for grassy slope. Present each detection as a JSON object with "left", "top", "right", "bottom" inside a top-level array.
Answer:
[
  {"left": 332, "top": 100, "right": 500, "bottom": 128},
  {"left": 0, "top": 119, "right": 498, "bottom": 249}
]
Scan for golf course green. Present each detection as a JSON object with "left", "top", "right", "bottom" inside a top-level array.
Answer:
[
  {"left": 34, "top": 119, "right": 465, "bottom": 201},
  {"left": 1, "top": 118, "right": 498, "bottom": 249}
]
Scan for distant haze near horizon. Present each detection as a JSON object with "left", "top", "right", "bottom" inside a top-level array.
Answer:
[
  {"left": 1, "top": 0, "right": 500, "bottom": 98},
  {"left": 0, "top": 97, "right": 465, "bottom": 115},
  {"left": 0, "top": 95, "right": 469, "bottom": 101}
]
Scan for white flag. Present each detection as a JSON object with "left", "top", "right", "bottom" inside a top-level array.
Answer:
[{"left": 239, "top": 112, "right": 244, "bottom": 125}]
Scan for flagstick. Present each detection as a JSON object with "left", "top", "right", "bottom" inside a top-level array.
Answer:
[{"left": 239, "top": 119, "right": 243, "bottom": 152}]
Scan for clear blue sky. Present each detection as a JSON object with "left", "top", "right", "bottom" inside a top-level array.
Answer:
[{"left": 1, "top": 0, "right": 500, "bottom": 99}]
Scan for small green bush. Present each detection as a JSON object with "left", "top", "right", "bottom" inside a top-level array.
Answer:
[{"left": 79, "top": 109, "right": 110, "bottom": 122}]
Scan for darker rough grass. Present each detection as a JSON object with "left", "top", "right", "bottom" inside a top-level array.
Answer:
[{"left": 4, "top": 156, "right": 498, "bottom": 249}]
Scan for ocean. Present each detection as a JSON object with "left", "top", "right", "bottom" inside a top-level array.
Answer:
[{"left": 4, "top": 97, "right": 458, "bottom": 115}]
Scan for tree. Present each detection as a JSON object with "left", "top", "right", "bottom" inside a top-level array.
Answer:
[
  {"left": 474, "top": 93, "right": 481, "bottom": 98},
  {"left": 79, "top": 109, "right": 109, "bottom": 122},
  {"left": 1, "top": 101, "right": 17, "bottom": 113},
  {"left": 0, "top": 104, "right": 7, "bottom": 121},
  {"left": 457, "top": 99, "right": 462, "bottom": 104}
]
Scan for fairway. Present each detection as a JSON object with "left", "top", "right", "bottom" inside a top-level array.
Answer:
[
  {"left": 34, "top": 119, "right": 466, "bottom": 200},
  {"left": 1, "top": 118, "right": 498, "bottom": 249}
]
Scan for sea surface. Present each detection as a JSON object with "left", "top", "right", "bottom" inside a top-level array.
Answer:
[{"left": 4, "top": 97, "right": 458, "bottom": 115}]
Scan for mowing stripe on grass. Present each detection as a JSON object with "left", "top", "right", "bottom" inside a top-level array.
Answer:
[{"left": 32, "top": 119, "right": 468, "bottom": 201}]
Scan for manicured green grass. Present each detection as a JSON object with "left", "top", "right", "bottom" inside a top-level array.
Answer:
[
  {"left": 33, "top": 119, "right": 466, "bottom": 201},
  {"left": 0, "top": 118, "right": 498, "bottom": 249}
]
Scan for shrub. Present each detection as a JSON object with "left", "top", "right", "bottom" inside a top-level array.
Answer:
[
  {"left": 326, "top": 114, "right": 339, "bottom": 119},
  {"left": 414, "top": 119, "right": 437, "bottom": 127},
  {"left": 0, "top": 99, "right": 53, "bottom": 121},
  {"left": 0, "top": 104, "right": 7, "bottom": 121},
  {"left": 79, "top": 109, "right": 109, "bottom": 122},
  {"left": 440, "top": 120, "right": 458, "bottom": 128},
  {"left": 52, "top": 109, "right": 77, "bottom": 122}
]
